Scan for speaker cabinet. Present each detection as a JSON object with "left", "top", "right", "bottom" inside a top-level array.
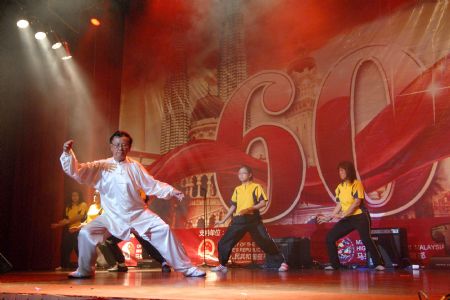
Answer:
[
  {"left": 265, "top": 237, "right": 312, "bottom": 269},
  {"left": 367, "top": 228, "right": 410, "bottom": 268}
]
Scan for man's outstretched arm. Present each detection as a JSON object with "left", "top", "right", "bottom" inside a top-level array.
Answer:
[{"left": 60, "top": 140, "right": 114, "bottom": 187}]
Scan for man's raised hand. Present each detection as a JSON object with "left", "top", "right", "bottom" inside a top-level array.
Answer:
[
  {"left": 172, "top": 189, "right": 185, "bottom": 202},
  {"left": 63, "top": 140, "right": 74, "bottom": 153}
]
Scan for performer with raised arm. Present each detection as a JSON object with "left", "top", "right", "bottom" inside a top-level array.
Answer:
[
  {"left": 60, "top": 130, "right": 205, "bottom": 278},
  {"left": 317, "top": 161, "right": 385, "bottom": 271},
  {"left": 51, "top": 191, "right": 87, "bottom": 270}
]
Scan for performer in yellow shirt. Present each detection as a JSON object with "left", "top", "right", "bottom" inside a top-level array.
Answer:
[
  {"left": 75, "top": 190, "right": 113, "bottom": 269},
  {"left": 211, "top": 165, "right": 288, "bottom": 273},
  {"left": 51, "top": 191, "right": 87, "bottom": 270},
  {"left": 84, "top": 190, "right": 103, "bottom": 224},
  {"left": 318, "top": 161, "right": 385, "bottom": 270}
]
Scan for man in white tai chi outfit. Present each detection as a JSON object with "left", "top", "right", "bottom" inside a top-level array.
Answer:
[{"left": 60, "top": 130, "right": 206, "bottom": 278}]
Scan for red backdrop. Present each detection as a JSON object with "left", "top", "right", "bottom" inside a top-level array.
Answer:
[{"left": 120, "top": 0, "right": 450, "bottom": 266}]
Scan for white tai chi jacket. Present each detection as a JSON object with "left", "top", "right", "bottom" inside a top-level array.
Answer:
[{"left": 60, "top": 150, "right": 175, "bottom": 240}]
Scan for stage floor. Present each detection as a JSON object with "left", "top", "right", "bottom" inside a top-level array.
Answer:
[{"left": 0, "top": 267, "right": 448, "bottom": 300}]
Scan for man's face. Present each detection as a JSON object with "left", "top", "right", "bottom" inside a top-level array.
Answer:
[{"left": 110, "top": 136, "right": 131, "bottom": 162}]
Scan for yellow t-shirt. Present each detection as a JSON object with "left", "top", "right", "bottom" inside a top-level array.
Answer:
[
  {"left": 231, "top": 182, "right": 268, "bottom": 215},
  {"left": 335, "top": 180, "right": 364, "bottom": 216},
  {"left": 65, "top": 202, "right": 87, "bottom": 229},
  {"left": 85, "top": 203, "right": 102, "bottom": 224}
]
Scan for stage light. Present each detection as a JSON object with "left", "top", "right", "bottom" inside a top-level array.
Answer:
[
  {"left": 32, "top": 21, "right": 49, "bottom": 41},
  {"left": 52, "top": 42, "right": 62, "bottom": 49},
  {"left": 35, "top": 31, "right": 46, "bottom": 40},
  {"left": 16, "top": 19, "right": 29, "bottom": 29},
  {"left": 48, "top": 31, "right": 63, "bottom": 49},
  {"left": 90, "top": 18, "right": 101, "bottom": 26},
  {"left": 61, "top": 42, "right": 72, "bottom": 60},
  {"left": 16, "top": 7, "right": 30, "bottom": 29}
]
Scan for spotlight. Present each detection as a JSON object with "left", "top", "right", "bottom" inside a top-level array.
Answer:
[
  {"left": 61, "top": 42, "right": 72, "bottom": 60},
  {"left": 33, "top": 22, "right": 48, "bottom": 40},
  {"left": 52, "top": 42, "right": 62, "bottom": 49},
  {"left": 90, "top": 18, "right": 101, "bottom": 26},
  {"left": 49, "top": 31, "right": 63, "bottom": 49},
  {"left": 35, "top": 31, "right": 46, "bottom": 40},
  {"left": 16, "top": 7, "right": 30, "bottom": 29},
  {"left": 16, "top": 19, "right": 29, "bottom": 29}
]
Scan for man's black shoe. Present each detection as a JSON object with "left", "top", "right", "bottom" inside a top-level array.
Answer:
[
  {"left": 108, "top": 264, "right": 128, "bottom": 272},
  {"left": 161, "top": 264, "right": 171, "bottom": 273}
]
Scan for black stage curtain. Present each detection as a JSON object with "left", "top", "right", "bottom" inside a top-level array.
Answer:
[{"left": 0, "top": 1, "right": 125, "bottom": 270}]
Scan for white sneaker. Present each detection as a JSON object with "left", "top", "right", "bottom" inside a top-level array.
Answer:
[
  {"left": 324, "top": 266, "right": 336, "bottom": 270},
  {"left": 210, "top": 265, "right": 228, "bottom": 273},
  {"left": 375, "top": 265, "right": 385, "bottom": 271},
  {"left": 184, "top": 267, "right": 206, "bottom": 277},
  {"left": 278, "top": 262, "right": 289, "bottom": 272}
]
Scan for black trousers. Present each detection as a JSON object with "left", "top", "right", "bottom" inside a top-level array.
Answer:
[
  {"left": 218, "top": 215, "right": 284, "bottom": 266},
  {"left": 326, "top": 212, "right": 384, "bottom": 268},
  {"left": 97, "top": 243, "right": 118, "bottom": 267},
  {"left": 106, "top": 234, "right": 166, "bottom": 264},
  {"left": 60, "top": 229, "right": 79, "bottom": 268}
]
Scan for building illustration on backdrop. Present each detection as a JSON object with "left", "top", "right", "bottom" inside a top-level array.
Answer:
[
  {"left": 182, "top": 0, "right": 248, "bottom": 228},
  {"left": 136, "top": 0, "right": 450, "bottom": 228},
  {"left": 181, "top": 93, "right": 225, "bottom": 229},
  {"left": 275, "top": 50, "right": 333, "bottom": 225},
  {"left": 217, "top": 0, "right": 248, "bottom": 102},
  {"left": 160, "top": 38, "right": 191, "bottom": 155},
  {"left": 153, "top": 0, "right": 337, "bottom": 228},
  {"left": 283, "top": 49, "right": 320, "bottom": 168}
]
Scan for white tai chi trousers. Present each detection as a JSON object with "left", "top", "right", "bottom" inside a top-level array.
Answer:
[{"left": 75, "top": 212, "right": 193, "bottom": 275}]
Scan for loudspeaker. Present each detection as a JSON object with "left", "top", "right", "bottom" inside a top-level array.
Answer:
[
  {"left": 137, "top": 258, "right": 162, "bottom": 269},
  {"left": 367, "top": 228, "right": 410, "bottom": 268},
  {"left": 266, "top": 237, "right": 312, "bottom": 269},
  {"left": 0, "top": 252, "right": 13, "bottom": 273}
]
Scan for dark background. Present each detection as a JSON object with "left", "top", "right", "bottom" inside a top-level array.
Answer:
[{"left": 0, "top": 0, "right": 126, "bottom": 270}]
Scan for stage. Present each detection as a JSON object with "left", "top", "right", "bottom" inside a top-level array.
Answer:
[{"left": 0, "top": 267, "right": 448, "bottom": 300}]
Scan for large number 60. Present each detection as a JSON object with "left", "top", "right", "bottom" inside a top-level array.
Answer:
[
  {"left": 216, "top": 71, "right": 306, "bottom": 223},
  {"left": 314, "top": 44, "right": 437, "bottom": 217},
  {"left": 215, "top": 45, "right": 439, "bottom": 221}
]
